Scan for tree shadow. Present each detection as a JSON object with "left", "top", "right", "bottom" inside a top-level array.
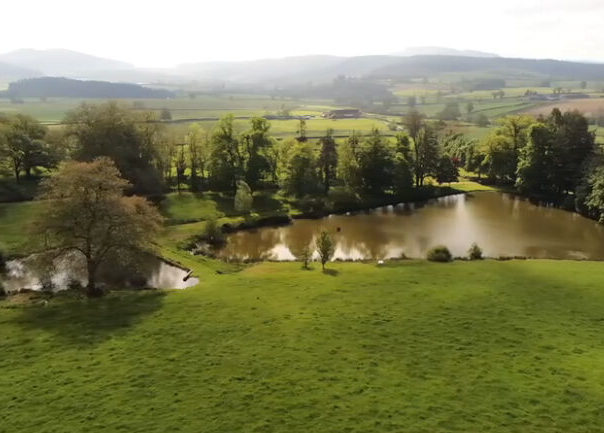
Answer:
[
  {"left": 322, "top": 268, "right": 340, "bottom": 276},
  {"left": 11, "top": 290, "right": 166, "bottom": 348}
]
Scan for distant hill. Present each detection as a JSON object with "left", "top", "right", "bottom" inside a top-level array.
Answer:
[
  {"left": 393, "top": 47, "right": 499, "bottom": 58},
  {"left": 370, "top": 55, "right": 604, "bottom": 80},
  {"left": 0, "top": 49, "right": 132, "bottom": 77},
  {"left": 4, "top": 77, "right": 174, "bottom": 99},
  {"left": 0, "top": 62, "right": 40, "bottom": 81},
  {"left": 178, "top": 55, "right": 345, "bottom": 84}
]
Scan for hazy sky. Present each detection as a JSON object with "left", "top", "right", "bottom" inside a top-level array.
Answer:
[{"left": 2, "top": 0, "right": 603, "bottom": 67}]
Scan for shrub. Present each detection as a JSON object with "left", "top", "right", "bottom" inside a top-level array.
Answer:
[
  {"left": 203, "top": 218, "right": 226, "bottom": 246},
  {"left": 468, "top": 243, "right": 483, "bottom": 260},
  {"left": 427, "top": 246, "right": 453, "bottom": 262},
  {"left": 297, "top": 244, "right": 313, "bottom": 270},
  {"left": 0, "top": 249, "right": 5, "bottom": 273}
]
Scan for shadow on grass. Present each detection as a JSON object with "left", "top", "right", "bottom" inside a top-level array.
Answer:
[
  {"left": 11, "top": 290, "right": 166, "bottom": 347},
  {"left": 322, "top": 268, "right": 340, "bottom": 276}
]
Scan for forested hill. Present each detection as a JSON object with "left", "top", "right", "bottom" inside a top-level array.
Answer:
[
  {"left": 4, "top": 77, "right": 174, "bottom": 99},
  {"left": 370, "top": 55, "right": 604, "bottom": 80}
]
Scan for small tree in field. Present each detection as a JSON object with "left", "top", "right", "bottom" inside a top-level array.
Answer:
[
  {"left": 298, "top": 243, "right": 313, "bottom": 269},
  {"left": 234, "top": 180, "right": 253, "bottom": 214},
  {"left": 316, "top": 230, "right": 335, "bottom": 271},
  {"left": 33, "top": 157, "right": 163, "bottom": 297}
]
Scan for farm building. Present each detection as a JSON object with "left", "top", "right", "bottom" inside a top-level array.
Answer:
[{"left": 322, "top": 109, "right": 362, "bottom": 119}]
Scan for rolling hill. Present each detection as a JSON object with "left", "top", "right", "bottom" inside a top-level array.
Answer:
[
  {"left": 4, "top": 77, "right": 174, "bottom": 99},
  {"left": 0, "top": 49, "right": 132, "bottom": 77}
]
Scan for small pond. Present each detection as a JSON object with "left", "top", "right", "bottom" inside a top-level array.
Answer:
[
  {"left": 217, "top": 192, "right": 604, "bottom": 261},
  {"left": 1, "top": 253, "right": 198, "bottom": 293}
]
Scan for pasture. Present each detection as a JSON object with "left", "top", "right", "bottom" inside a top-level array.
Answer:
[{"left": 2, "top": 259, "right": 604, "bottom": 432}]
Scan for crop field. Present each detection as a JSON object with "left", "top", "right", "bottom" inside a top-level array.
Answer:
[{"left": 522, "top": 97, "right": 604, "bottom": 117}]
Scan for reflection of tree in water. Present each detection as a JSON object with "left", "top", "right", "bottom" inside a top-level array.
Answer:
[
  {"left": 281, "top": 223, "right": 316, "bottom": 259},
  {"left": 219, "top": 228, "right": 282, "bottom": 261}
]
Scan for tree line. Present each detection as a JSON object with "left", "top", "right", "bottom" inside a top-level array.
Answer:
[
  {"left": 2, "top": 102, "right": 604, "bottom": 222},
  {"left": 445, "top": 109, "right": 604, "bottom": 221},
  {"left": 0, "top": 103, "right": 460, "bottom": 201}
]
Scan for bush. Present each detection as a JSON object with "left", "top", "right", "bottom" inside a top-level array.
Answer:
[
  {"left": 468, "top": 243, "right": 483, "bottom": 260},
  {"left": 0, "top": 249, "right": 5, "bottom": 273},
  {"left": 203, "top": 218, "right": 226, "bottom": 246},
  {"left": 427, "top": 246, "right": 453, "bottom": 262}
]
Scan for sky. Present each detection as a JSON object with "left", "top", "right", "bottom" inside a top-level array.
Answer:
[{"left": 1, "top": 0, "right": 603, "bottom": 67}]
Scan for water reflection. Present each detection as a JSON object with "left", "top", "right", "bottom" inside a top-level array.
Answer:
[
  {"left": 1, "top": 253, "right": 198, "bottom": 293},
  {"left": 217, "top": 192, "right": 604, "bottom": 261}
]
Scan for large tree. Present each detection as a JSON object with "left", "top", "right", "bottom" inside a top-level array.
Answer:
[
  {"left": 413, "top": 124, "right": 440, "bottom": 187},
  {"left": 0, "top": 114, "right": 50, "bottom": 182},
  {"left": 240, "top": 117, "right": 272, "bottom": 189},
  {"left": 34, "top": 158, "right": 163, "bottom": 297},
  {"left": 208, "top": 114, "right": 242, "bottom": 191},
  {"left": 318, "top": 128, "right": 338, "bottom": 194},
  {"left": 356, "top": 128, "right": 395, "bottom": 194},
  {"left": 281, "top": 142, "right": 321, "bottom": 198},
  {"left": 65, "top": 102, "right": 164, "bottom": 195}
]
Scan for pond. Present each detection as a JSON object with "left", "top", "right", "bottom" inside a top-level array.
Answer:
[
  {"left": 217, "top": 192, "right": 604, "bottom": 261},
  {"left": 1, "top": 254, "right": 198, "bottom": 293}
]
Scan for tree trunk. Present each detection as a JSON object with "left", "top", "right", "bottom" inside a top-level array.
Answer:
[
  {"left": 14, "top": 166, "right": 20, "bottom": 183},
  {"left": 86, "top": 261, "right": 102, "bottom": 297}
]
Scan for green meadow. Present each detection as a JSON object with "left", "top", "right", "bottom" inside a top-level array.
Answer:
[{"left": 2, "top": 259, "right": 604, "bottom": 432}]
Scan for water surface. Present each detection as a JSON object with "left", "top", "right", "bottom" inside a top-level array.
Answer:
[{"left": 217, "top": 192, "right": 604, "bottom": 261}]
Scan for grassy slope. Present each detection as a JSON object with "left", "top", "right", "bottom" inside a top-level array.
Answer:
[
  {"left": 0, "top": 200, "right": 41, "bottom": 255},
  {"left": 2, "top": 259, "right": 604, "bottom": 432}
]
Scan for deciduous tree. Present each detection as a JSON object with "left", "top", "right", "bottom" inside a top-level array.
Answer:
[{"left": 34, "top": 158, "right": 162, "bottom": 297}]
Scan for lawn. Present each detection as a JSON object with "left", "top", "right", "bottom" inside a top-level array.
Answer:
[
  {"left": 2, "top": 259, "right": 604, "bottom": 432},
  {"left": 0, "top": 200, "right": 42, "bottom": 256}
]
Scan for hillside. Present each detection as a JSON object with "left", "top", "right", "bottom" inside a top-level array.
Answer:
[
  {"left": 4, "top": 77, "right": 174, "bottom": 99},
  {"left": 0, "top": 49, "right": 132, "bottom": 77},
  {"left": 0, "top": 62, "right": 40, "bottom": 81},
  {"left": 371, "top": 55, "right": 604, "bottom": 80}
]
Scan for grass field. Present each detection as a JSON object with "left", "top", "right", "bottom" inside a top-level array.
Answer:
[
  {"left": 0, "top": 200, "right": 41, "bottom": 255},
  {"left": 2, "top": 258, "right": 604, "bottom": 432},
  {"left": 0, "top": 96, "right": 337, "bottom": 124}
]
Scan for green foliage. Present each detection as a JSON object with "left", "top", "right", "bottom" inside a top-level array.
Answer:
[
  {"left": 186, "top": 123, "right": 210, "bottom": 192},
  {"left": 427, "top": 245, "right": 453, "bottom": 262},
  {"left": 356, "top": 128, "right": 395, "bottom": 194},
  {"left": 0, "top": 114, "right": 51, "bottom": 182},
  {"left": 437, "top": 101, "right": 462, "bottom": 121},
  {"left": 203, "top": 218, "right": 226, "bottom": 246},
  {"left": 65, "top": 102, "right": 164, "bottom": 195},
  {"left": 482, "top": 134, "right": 517, "bottom": 183},
  {"left": 208, "top": 114, "right": 241, "bottom": 191},
  {"left": 234, "top": 180, "right": 253, "bottom": 214},
  {"left": 435, "top": 156, "right": 459, "bottom": 184},
  {"left": 584, "top": 165, "right": 604, "bottom": 223},
  {"left": 516, "top": 110, "right": 595, "bottom": 196},
  {"left": 281, "top": 142, "right": 322, "bottom": 198},
  {"left": 33, "top": 157, "right": 163, "bottom": 296},
  {"left": 240, "top": 117, "right": 273, "bottom": 189},
  {"left": 297, "top": 243, "right": 313, "bottom": 269},
  {"left": 413, "top": 123, "right": 440, "bottom": 187},
  {"left": 468, "top": 243, "right": 484, "bottom": 260},
  {"left": 318, "top": 129, "right": 338, "bottom": 194},
  {"left": 160, "top": 108, "right": 172, "bottom": 121},
  {"left": 316, "top": 230, "right": 335, "bottom": 270}
]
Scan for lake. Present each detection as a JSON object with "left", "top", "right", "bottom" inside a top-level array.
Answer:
[{"left": 217, "top": 192, "right": 604, "bottom": 261}]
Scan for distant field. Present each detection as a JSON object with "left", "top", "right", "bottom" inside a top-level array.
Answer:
[
  {"left": 0, "top": 96, "right": 338, "bottom": 124},
  {"left": 521, "top": 97, "right": 604, "bottom": 117}
]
